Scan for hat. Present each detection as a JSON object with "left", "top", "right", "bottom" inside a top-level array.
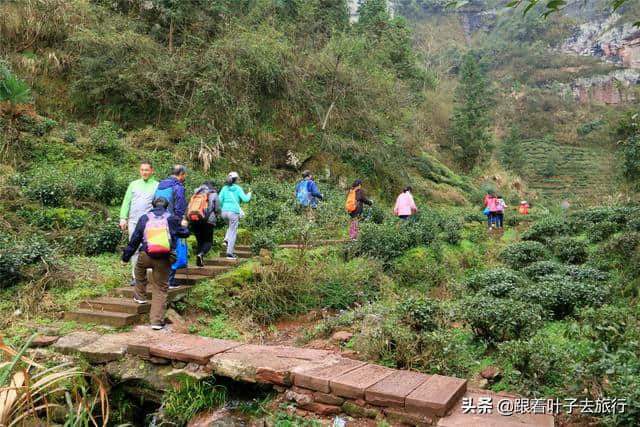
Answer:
[{"left": 228, "top": 172, "right": 240, "bottom": 179}]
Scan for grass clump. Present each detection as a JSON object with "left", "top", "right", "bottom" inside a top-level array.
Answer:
[{"left": 162, "top": 378, "right": 227, "bottom": 427}]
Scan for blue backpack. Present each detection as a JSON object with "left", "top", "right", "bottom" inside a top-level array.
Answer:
[
  {"left": 295, "top": 180, "right": 311, "bottom": 206},
  {"left": 155, "top": 186, "right": 175, "bottom": 214}
]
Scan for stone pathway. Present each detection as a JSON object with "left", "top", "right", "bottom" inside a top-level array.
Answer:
[
  {"left": 64, "top": 241, "right": 346, "bottom": 327},
  {"left": 48, "top": 328, "right": 554, "bottom": 426}
]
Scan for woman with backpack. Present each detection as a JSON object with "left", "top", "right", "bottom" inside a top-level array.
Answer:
[
  {"left": 393, "top": 186, "right": 417, "bottom": 220},
  {"left": 345, "top": 179, "right": 372, "bottom": 241},
  {"left": 187, "top": 181, "right": 220, "bottom": 267},
  {"left": 218, "top": 172, "right": 252, "bottom": 259}
]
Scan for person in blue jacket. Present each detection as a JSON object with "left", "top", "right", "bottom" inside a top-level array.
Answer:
[
  {"left": 295, "top": 170, "right": 324, "bottom": 208},
  {"left": 155, "top": 165, "right": 187, "bottom": 219}
]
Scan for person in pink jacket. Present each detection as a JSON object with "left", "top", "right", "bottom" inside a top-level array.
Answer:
[{"left": 394, "top": 186, "right": 417, "bottom": 220}]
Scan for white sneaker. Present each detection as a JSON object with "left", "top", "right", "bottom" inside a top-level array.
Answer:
[
  {"left": 133, "top": 297, "right": 148, "bottom": 304},
  {"left": 151, "top": 324, "right": 165, "bottom": 330}
]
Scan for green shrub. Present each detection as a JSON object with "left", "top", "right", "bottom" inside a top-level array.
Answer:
[
  {"left": 463, "top": 211, "right": 485, "bottom": 224},
  {"left": 85, "top": 219, "right": 123, "bottom": 255},
  {"left": 89, "top": 121, "right": 123, "bottom": 156},
  {"left": 163, "top": 378, "right": 227, "bottom": 427},
  {"left": 24, "top": 174, "right": 68, "bottom": 207},
  {"left": 441, "top": 218, "right": 462, "bottom": 244},
  {"left": 505, "top": 216, "right": 521, "bottom": 227},
  {"left": 587, "top": 220, "right": 619, "bottom": 243},
  {"left": 0, "top": 233, "right": 51, "bottom": 285},
  {"left": 392, "top": 246, "right": 445, "bottom": 289},
  {"left": 73, "top": 168, "right": 128, "bottom": 205},
  {"left": 18, "top": 115, "right": 58, "bottom": 136},
  {"left": 356, "top": 222, "right": 415, "bottom": 265},
  {"left": 317, "top": 257, "right": 382, "bottom": 310},
  {"left": 552, "top": 236, "right": 588, "bottom": 264},
  {"left": 21, "top": 207, "right": 89, "bottom": 230},
  {"left": 462, "top": 295, "right": 545, "bottom": 342},
  {"left": 462, "top": 267, "right": 525, "bottom": 292},
  {"left": 396, "top": 297, "right": 440, "bottom": 331},
  {"left": 251, "top": 233, "right": 276, "bottom": 255},
  {"left": 564, "top": 265, "right": 609, "bottom": 283},
  {"left": 521, "top": 261, "right": 566, "bottom": 281},
  {"left": 521, "top": 215, "right": 570, "bottom": 242},
  {"left": 514, "top": 279, "right": 608, "bottom": 319},
  {"left": 606, "top": 232, "right": 640, "bottom": 259},
  {"left": 500, "top": 241, "right": 549, "bottom": 269}
]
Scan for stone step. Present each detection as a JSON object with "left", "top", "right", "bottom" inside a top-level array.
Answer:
[
  {"left": 220, "top": 249, "right": 252, "bottom": 259},
  {"left": 176, "top": 266, "right": 231, "bottom": 276},
  {"left": 204, "top": 258, "right": 243, "bottom": 267},
  {"left": 113, "top": 285, "right": 192, "bottom": 299},
  {"left": 64, "top": 309, "right": 142, "bottom": 327},
  {"left": 80, "top": 297, "right": 150, "bottom": 314},
  {"left": 405, "top": 374, "right": 467, "bottom": 417}
]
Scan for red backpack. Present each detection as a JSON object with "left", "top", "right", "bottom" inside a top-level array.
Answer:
[{"left": 187, "top": 193, "right": 209, "bottom": 222}]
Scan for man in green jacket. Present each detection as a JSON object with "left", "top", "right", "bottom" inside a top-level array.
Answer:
[{"left": 119, "top": 161, "right": 159, "bottom": 284}]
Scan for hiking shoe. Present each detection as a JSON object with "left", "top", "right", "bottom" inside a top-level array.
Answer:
[
  {"left": 222, "top": 240, "right": 228, "bottom": 248},
  {"left": 169, "top": 285, "right": 181, "bottom": 289},
  {"left": 226, "top": 253, "right": 237, "bottom": 260},
  {"left": 133, "top": 296, "right": 148, "bottom": 304},
  {"left": 196, "top": 254, "right": 204, "bottom": 267},
  {"left": 151, "top": 324, "right": 165, "bottom": 330}
]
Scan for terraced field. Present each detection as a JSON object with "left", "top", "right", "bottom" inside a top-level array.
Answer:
[{"left": 519, "top": 138, "right": 617, "bottom": 201}]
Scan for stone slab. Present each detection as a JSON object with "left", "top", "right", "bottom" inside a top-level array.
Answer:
[
  {"left": 437, "top": 392, "right": 554, "bottom": 427},
  {"left": 209, "top": 344, "right": 336, "bottom": 384},
  {"left": 406, "top": 374, "right": 467, "bottom": 417},
  {"left": 365, "top": 370, "right": 431, "bottom": 407},
  {"left": 53, "top": 331, "right": 101, "bottom": 355},
  {"left": 294, "top": 358, "right": 367, "bottom": 393},
  {"left": 329, "top": 363, "right": 394, "bottom": 399},
  {"left": 31, "top": 335, "right": 60, "bottom": 348},
  {"left": 77, "top": 333, "right": 142, "bottom": 363},
  {"left": 148, "top": 334, "right": 240, "bottom": 364}
]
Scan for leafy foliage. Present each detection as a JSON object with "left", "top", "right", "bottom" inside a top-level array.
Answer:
[
  {"left": 0, "top": 60, "right": 31, "bottom": 104},
  {"left": 500, "top": 241, "right": 549, "bottom": 269},
  {"left": 552, "top": 236, "right": 588, "bottom": 264},
  {"left": 462, "top": 267, "right": 525, "bottom": 292},
  {"left": 521, "top": 215, "right": 570, "bottom": 242},
  {"left": 462, "top": 295, "right": 546, "bottom": 343},
  {"left": 396, "top": 296, "right": 440, "bottom": 331},
  {"left": 85, "top": 219, "right": 122, "bottom": 255},
  {"left": 163, "top": 378, "right": 227, "bottom": 427},
  {"left": 0, "top": 233, "right": 51, "bottom": 285}
]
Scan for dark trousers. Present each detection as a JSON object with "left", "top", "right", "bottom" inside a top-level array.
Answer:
[
  {"left": 495, "top": 212, "right": 504, "bottom": 228},
  {"left": 134, "top": 252, "right": 170, "bottom": 326},
  {"left": 191, "top": 221, "right": 214, "bottom": 256}
]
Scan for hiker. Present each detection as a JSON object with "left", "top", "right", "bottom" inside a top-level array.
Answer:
[
  {"left": 519, "top": 200, "right": 530, "bottom": 215},
  {"left": 219, "top": 172, "right": 252, "bottom": 259},
  {"left": 119, "top": 161, "right": 158, "bottom": 285},
  {"left": 121, "top": 197, "right": 190, "bottom": 330},
  {"left": 495, "top": 195, "right": 507, "bottom": 229},
  {"left": 188, "top": 181, "right": 220, "bottom": 267},
  {"left": 484, "top": 191, "right": 496, "bottom": 229},
  {"left": 345, "top": 179, "right": 372, "bottom": 240},
  {"left": 393, "top": 186, "right": 417, "bottom": 220},
  {"left": 295, "top": 170, "right": 324, "bottom": 208},
  {"left": 155, "top": 165, "right": 187, "bottom": 219}
]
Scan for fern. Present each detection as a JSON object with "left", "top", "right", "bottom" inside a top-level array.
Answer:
[{"left": 0, "top": 62, "right": 31, "bottom": 105}]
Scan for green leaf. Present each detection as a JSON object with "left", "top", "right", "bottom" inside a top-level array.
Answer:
[
  {"left": 506, "top": 0, "right": 521, "bottom": 7},
  {"left": 612, "top": 0, "right": 625, "bottom": 11}
]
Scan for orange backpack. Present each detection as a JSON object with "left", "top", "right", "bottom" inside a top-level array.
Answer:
[
  {"left": 187, "top": 193, "right": 209, "bottom": 222},
  {"left": 345, "top": 189, "right": 357, "bottom": 213}
]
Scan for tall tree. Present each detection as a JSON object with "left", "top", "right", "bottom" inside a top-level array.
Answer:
[{"left": 448, "top": 52, "right": 492, "bottom": 171}]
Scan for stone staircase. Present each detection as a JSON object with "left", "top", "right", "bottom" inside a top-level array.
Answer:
[
  {"left": 64, "top": 245, "right": 252, "bottom": 327},
  {"left": 65, "top": 240, "right": 347, "bottom": 327}
]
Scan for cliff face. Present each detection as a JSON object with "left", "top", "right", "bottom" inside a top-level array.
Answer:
[{"left": 561, "top": 13, "right": 640, "bottom": 69}]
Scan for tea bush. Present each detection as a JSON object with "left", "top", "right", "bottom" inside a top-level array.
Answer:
[
  {"left": 251, "top": 233, "right": 276, "bottom": 255},
  {"left": 521, "top": 261, "right": 566, "bottom": 281},
  {"left": 392, "top": 246, "right": 445, "bottom": 289},
  {"left": 21, "top": 207, "right": 89, "bottom": 230},
  {"left": 396, "top": 296, "right": 440, "bottom": 331},
  {"left": 24, "top": 173, "right": 68, "bottom": 207},
  {"left": 587, "top": 220, "right": 619, "bottom": 243},
  {"left": 500, "top": 241, "right": 549, "bottom": 269},
  {"left": 552, "top": 236, "right": 588, "bottom": 264},
  {"left": 521, "top": 215, "right": 570, "bottom": 242},
  {"left": 605, "top": 232, "right": 640, "bottom": 259},
  {"left": 564, "top": 265, "right": 609, "bottom": 283},
  {"left": 514, "top": 279, "right": 608, "bottom": 319},
  {"left": 462, "top": 267, "right": 525, "bottom": 292},
  {"left": 85, "top": 219, "right": 123, "bottom": 255},
  {"left": 0, "top": 233, "right": 51, "bottom": 285},
  {"left": 356, "top": 222, "right": 416, "bottom": 265},
  {"left": 441, "top": 218, "right": 463, "bottom": 244},
  {"left": 18, "top": 115, "right": 58, "bottom": 136},
  {"left": 89, "top": 121, "right": 123, "bottom": 156},
  {"left": 74, "top": 168, "right": 129, "bottom": 205},
  {"left": 462, "top": 295, "right": 546, "bottom": 342}
]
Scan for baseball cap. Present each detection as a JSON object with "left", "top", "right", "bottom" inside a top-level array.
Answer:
[{"left": 228, "top": 171, "right": 240, "bottom": 179}]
